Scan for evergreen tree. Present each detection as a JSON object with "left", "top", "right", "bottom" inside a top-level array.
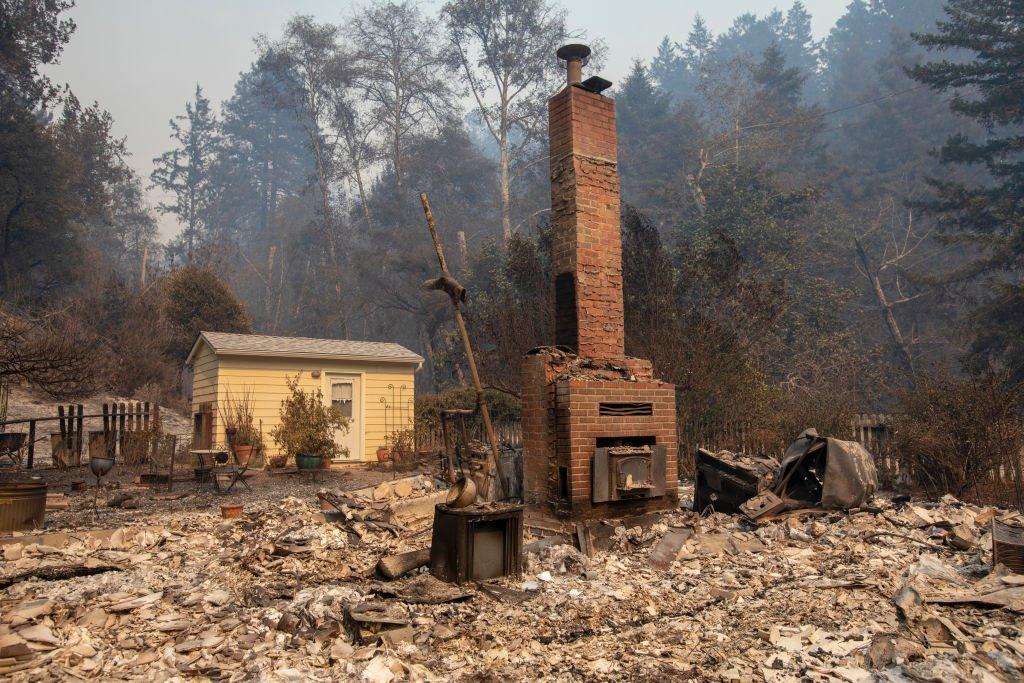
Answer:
[
  {"left": 209, "top": 63, "right": 313, "bottom": 328},
  {"left": 911, "top": 0, "right": 1024, "bottom": 379},
  {"left": 215, "top": 63, "right": 310, "bottom": 245},
  {"left": 782, "top": 2, "right": 819, "bottom": 97},
  {"left": 0, "top": 0, "right": 75, "bottom": 108},
  {"left": 832, "top": 30, "right": 969, "bottom": 202},
  {"left": 716, "top": 10, "right": 787, "bottom": 64},
  {"left": 682, "top": 14, "right": 713, "bottom": 71},
  {"left": 616, "top": 61, "right": 702, "bottom": 223},
  {"left": 650, "top": 36, "right": 686, "bottom": 97},
  {"left": 657, "top": 4, "right": 818, "bottom": 105},
  {"left": 54, "top": 94, "right": 131, "bottom": 231},
  {"left": 650, "top": 16, "right": 713, "bottom": 101},
  {"left": 715, "top": 5, "right": 817, "bottom": 79},
  {"left": 106, "top": 174, "right": 157, "bottom": 284},
  {"left": 821, "top": 0, "right": 888, "bottom": 110},
  {"left": 151, "top": 85, "right": 219, "bottom": 265},
  {"left": 0, "top": 0, "right": 79, "bottom": 301},
  {"left": 752, "top": 43, "right": 806, "bottom": 108}
]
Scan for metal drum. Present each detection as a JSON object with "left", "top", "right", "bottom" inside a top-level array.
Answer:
[
  {"left": 0, "top": 481, "right": 47, "bottom": 533},
  {"left": 993, "top": 517, "right": 1024, "bottom": 574}
]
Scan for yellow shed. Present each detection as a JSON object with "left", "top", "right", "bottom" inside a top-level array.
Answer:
[{"left": 184, "top": 332, "right": 422, "bottom": 463}]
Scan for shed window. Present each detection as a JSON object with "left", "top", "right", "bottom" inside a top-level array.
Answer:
[{"left": 331, "top": 381, "right": 354, "bottom": 419}]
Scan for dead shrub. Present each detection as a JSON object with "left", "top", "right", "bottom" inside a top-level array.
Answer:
[
  {"left": 892, "top": 371, "right": 1024, "bottom": 508},
  {"left": 0, "top": 305, "right": 98, "bottom": 398}
]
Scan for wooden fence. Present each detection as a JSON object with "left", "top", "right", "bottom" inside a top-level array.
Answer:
[
  {"left": 415, "top": 419, "right": 522, "bottom": 453},
  {"left": 414, "top": 413, "right": 898, "bottom": 479},
  {"left": 0, "top": 402, "right": 159, "bottom": 468}
]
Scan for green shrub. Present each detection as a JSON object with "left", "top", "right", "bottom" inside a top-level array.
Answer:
[
  {"left": 161, "top": 266, "right": 252, "bottom": 362},
  {"left": 270, "top": 375, "right": 349, "bottom": 460}
]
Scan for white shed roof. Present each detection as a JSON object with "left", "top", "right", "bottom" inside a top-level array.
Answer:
[{"left": 186, "top": 331, "right": 423, "bottom": 365}]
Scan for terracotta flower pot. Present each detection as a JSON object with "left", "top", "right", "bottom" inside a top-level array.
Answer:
[
  {"left": 233, "top": 444, "right": 254, "bottom": 466},
  {"left": 221, "top": 503, "right": 243, "bottom": 519},
  {"left": 376, "top": 446, "right": 390, "bottom": 462}
]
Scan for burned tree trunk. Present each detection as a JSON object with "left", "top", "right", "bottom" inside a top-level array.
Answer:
[{"left": 855, "top": 238, "right": 914, "bottom": 374}]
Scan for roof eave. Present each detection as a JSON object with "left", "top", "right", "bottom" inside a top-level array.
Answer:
[
  {"left": 184, "top": 332, "right": 210, "bottom": 367},
  {"left": 214, "top": 349, "right": 424, "bottom": 365}
]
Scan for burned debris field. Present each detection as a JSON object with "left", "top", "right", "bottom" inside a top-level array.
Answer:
[
  {"left": 2, "top": 464, "right": 1024, "bottom": 680},
  {"left": 4, "top": 1, "right": 1024, "bottom": 682}
]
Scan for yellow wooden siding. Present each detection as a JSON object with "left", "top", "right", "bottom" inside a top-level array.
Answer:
[
  {"left": 189, "top": 348, "right": 416, "bottom": 462},
  {"left": 189, "top": 343, "right": 219, "bottom": 406}
]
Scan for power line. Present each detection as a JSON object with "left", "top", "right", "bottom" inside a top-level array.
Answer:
[
  {"left": 737, "top": 83, "right": 927, "bottom": 133},
  {"left": 735, "top": 75, "right": 1024, "bottom": 136}
]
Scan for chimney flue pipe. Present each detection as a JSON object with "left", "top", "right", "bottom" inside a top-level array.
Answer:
[{"left": 556, "top": 43, "right": 591, "bottom": 86}]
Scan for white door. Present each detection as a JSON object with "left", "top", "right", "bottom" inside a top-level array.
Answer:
[{"left": 329, "top": 375, "right": 361, "bottom": 461}]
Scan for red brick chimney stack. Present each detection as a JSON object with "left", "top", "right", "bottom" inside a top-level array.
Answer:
[
  {"left": 549, "top": 44, "right": 624, "bottom": 361},
  {"left": 521, "top": 45, "right": 678, "bottom": 520}
]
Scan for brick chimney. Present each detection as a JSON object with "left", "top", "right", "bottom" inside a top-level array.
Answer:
[
  {"left": 549, "top": 44, "right": 624, "bottom": 360},
  {"left": 520, "top": 44, "right": 678, "bottom": 520}
]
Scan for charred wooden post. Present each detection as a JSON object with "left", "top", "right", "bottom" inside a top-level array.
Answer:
[
  {"left": 58, "top": 405, "right": 66, "bottom": 454},
  {"left": 75, "top": 404, "right": 84, "bottom": 462},
  {"left": 118, "top": 402, "right": 126, "bottom": 455},
  {"left": 26, "top": 420, "right": 35, "bottom": 469},
  {"left": 419, "top": 192, "right": 505, "bottom": 501}
]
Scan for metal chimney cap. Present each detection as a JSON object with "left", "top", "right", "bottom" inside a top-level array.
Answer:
[
  {"left": 581, "top": 75, "right": 613, "bottom": 94},
  {"left": 556, "top": 43, "right": 591, "bottom": 65}
]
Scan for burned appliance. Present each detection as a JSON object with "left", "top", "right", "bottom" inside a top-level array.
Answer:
[
  {"left": 593, "top": 445, "right": 668, "bottom": 503},
  {"left": 429, "top": 503, "right": 523, "bottom": 585},
  {"left": 693, "top": 429, "right": 878, "bottom": 518},
  {"left": 693, "top": 448, "right": 778, "bottom": 515},
  {"left": 520, "top": 45, "right": 678, "bottom": 520}
]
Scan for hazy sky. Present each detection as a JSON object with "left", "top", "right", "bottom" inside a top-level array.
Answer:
[{"left": 44, "top": 1, "right": 849, "bottom": 238}]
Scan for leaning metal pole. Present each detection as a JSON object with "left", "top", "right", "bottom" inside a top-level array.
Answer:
[{"left": 419, "top": 192, "right": 505, "bottom": 500}]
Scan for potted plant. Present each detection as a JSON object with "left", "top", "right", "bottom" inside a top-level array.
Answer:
[
  {"left": 388, "top": 428, "right": 415, "bottom": 464},
  {"left": 223, "top": 388, "right": 262, "bottom": 466},
  {"left": 270, "top": 375, "right": 349, "bottom": 470}
]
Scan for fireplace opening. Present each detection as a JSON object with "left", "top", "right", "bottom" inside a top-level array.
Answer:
[
  {"left": 592, "top": 436, "right": 666, "bottom": 503},
  {"left": 596, "top": 435, "right": 656, "bottom": 448},
  {"left": 557, "top": 466, "right": 569, "bottom": 500}
]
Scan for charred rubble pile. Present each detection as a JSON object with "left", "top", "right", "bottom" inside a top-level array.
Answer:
[{"left": 1, "top": 476, "right": 1024, "bottom": 681}]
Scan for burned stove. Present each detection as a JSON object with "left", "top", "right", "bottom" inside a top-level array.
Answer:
[
  {"left": 520, "top": 45, "right": 678, "bottom": 520},
  {"left": 593, "top": 444, "right": 667, "bottom": 502}
]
